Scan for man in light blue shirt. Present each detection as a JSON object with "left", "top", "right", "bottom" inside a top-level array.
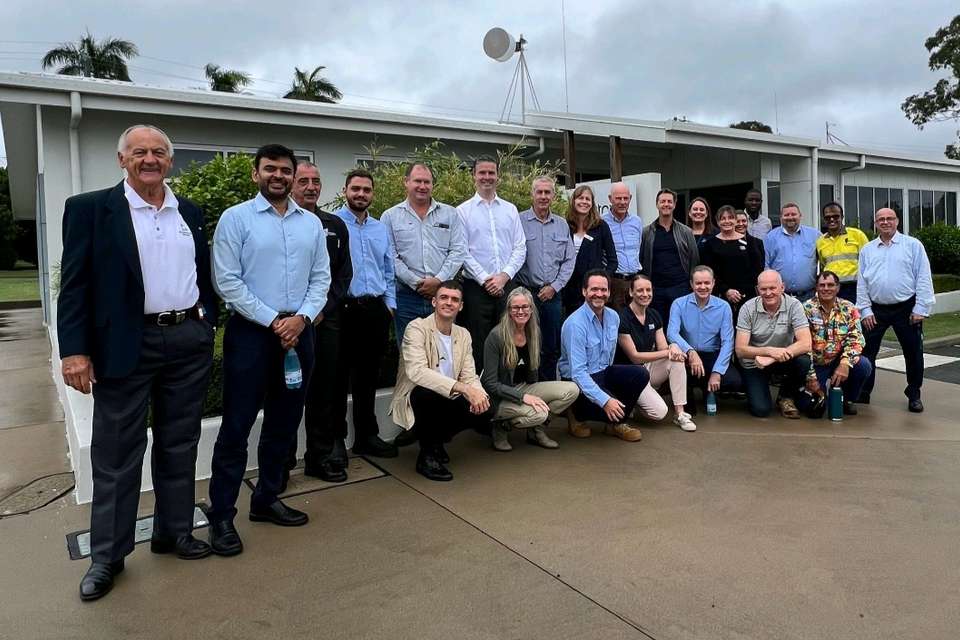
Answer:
[
  {"left": 332, "top": 168, "right": 399, "bottom": 462},
  {"left": 559, "top": 269, "right": 649, "bottom": 442},
  {"left": 209, "top": 144, "right": 331, "bottom": 555},
  {"left": 856, "top": 207, "right": 935, "bottom": 412},
  {"left": 764, "top": 202, "right": 819, "bottom": 300},
  {"left": 381, "top": 163, "right": 466, "bottom": 344},
  {"left": 667, "top": 266, "right": 740, "bottom": 412},
  {"left": 601, "top": 182, "right": 643, "bottom": 310}
]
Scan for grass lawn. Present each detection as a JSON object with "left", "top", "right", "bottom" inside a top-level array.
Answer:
[
  {"left": 882, "top": 310, "right": 960, "bottom": 342},
  {"left": 0, "top": 268, "right": 40, "bottom": 303}
]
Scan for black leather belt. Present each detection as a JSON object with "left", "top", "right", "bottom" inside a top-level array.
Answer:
[
  {"left": 345, "top": 295, "right": 382, "bottom": 304},
  {"left": 145, "top": 307, "right": 202, "bottom": 326},
  {"left": 611, "top": 273, "right": 638, "bottom": 280}
]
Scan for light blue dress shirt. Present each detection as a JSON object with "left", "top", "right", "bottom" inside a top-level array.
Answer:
[
  {"left": 856, "top": 231, "right": 935, "bottom": 318},
  {"left": 558, "top": 303, "right": 620, "bottom": 407},
  {"left": 516, "top": 208, "right": 577, "bottom": 291},
  {"left": 764, "top": 224, "right": 819, "bottom": 294},
  {"left": 666, "top": 293, "right": 734, "bottom": 375},
  {"left": 213, "top": 192, "right": 331, "bottom": 327},
  {"left": 601, "top": 211, "right": 643, "bottom": 275},
  {"left": 335, "top": 206, "right": 397, "bottom": 310},
  {"left": 380, "top": 199, "right": 466, "bottom": 290}
]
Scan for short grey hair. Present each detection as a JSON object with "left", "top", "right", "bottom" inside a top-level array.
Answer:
[
  {"left": 530, "top": 175, "right": 555, "bottom": 194},
  {"left": 117, "top": 125, "right": 174, "bottom": 157},
  {"left": 691, "top": 265, "right": 714, "bottom": 280}
]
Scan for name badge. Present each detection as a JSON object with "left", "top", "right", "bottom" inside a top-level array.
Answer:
[
  {"left": 435, "top": 223, "right": 450, "bottom": 229},
  {"left": 648, "top": 324, "right": 655, "bottom": 330},
  {"left": 584, "top": 233, "right": 594, "bottom": 241}
]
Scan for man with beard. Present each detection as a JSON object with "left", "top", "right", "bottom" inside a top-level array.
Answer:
[
  {"left": 639, "top": 189, "right": 699, "bottom": 326},
  {"left": 744, "top": 188, "right": 772, "bottom": 240},
  {"left": 284, "top": 162, "right": 352, "bottom": 485},
  {"left": 208, "top": 144, "right": 331, "bottom": 556}
]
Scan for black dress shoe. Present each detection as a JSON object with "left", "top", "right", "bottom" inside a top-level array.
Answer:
[
  {"left": 856, "top": 393, "right": 871, "bottom": 405},
  {"left": 304, "top": 459, "right": 347, "bottom": 483},
  {"left": 436, "top": 444, "right": 450, "bottom": 464},
  {"left": 209, "top": 520, "right": 243, "bottom": 556},
  {"left": 416, "top": 451, "right": 453, "bottom": 481},
  {"left": 79, "top": 559, "right": 124, "bottom": 602},
  {"left": 249, "top": 500, "right": 309, "bottom": 526},
  {"left": 150, "top": 534, "right": 212, "bottom": 559},
  {"left": 393, "top": 428, "right": 419, "bottom": 447},
  {"left": 352, "top": 435, "right": 399, "bottom": 458},
  {"left": 328, "top": 439, "right": 349, "bottom": 466},
  {"left": 843, "top": 401, "right": 858, "bottom": 416},
  {"left": 908, "top": 398, "right": 924, "bottom": 413}
]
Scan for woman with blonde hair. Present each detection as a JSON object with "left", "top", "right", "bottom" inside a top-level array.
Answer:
[
  {"left": 481, "top": 287, "right": 580, "bottom": 451},
  {"left": 561, "top": 185, "right": 618, "bottom": 316}
]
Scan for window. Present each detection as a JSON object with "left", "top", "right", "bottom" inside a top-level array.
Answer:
[
  {"left": 843, "top": 186, "right": 858, "bottom": 228},
  {"left": 819, "top": 184, "right": 834, "bottom": 213},
  {"left": 887, "top": 189, "right": 903, "bottom": 216},
  {"left": 767, "top": 181, "right": 781, "bottom": 225},
  {"left": 908, "top": 190, "right": 921, "bottom": 233},
  {"left": 948, "top": 192, "right": 958, "bottom": 226},
  {"left": 172, "top": 144, "right": 314, "bottom": 176},
  {"left": 858, "top": 188, "right": 874, "bottom": 231},
  {"left": 921, "top": 190, "right": 934, "bottom": 228},
  {"left": 934, "top": 191, "right": 946, "bottom": 224}
]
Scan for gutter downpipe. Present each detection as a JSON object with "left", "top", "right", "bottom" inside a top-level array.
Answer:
[
  {"left": 838, "top": 153, "right": 867, "bottom": 211},
  {"left": 810, "top": 146, "right": 819, "bottom": 216},
  {"left": 68, "top": 91, "right": 82, "bottom": 195},
  {"left": 522, "top": 136, "right": 546, "bottom": 159}
]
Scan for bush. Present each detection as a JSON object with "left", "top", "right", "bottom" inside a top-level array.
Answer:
[
  {"left": 0, "top": 206, "right": 19, "bottom": 270},
  {"left": 914, "top": 224, "right": 960, "bottom": 275},
  {"left": 169, "top": 153, "right": 258, "bottom": 238}
]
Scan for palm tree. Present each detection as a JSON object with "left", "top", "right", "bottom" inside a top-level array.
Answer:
[
  {"left": 41, "top": 31, "right": 138, "bottom": 81},
  {"left": 205, "top": 63, "right": 251, "bottom": 93},
  {"left": 284, "top": 66, "right": 342, "bottom": 103}
]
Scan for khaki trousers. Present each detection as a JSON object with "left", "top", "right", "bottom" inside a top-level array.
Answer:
[
  {"left": 635, "top": 359, "right": 687, "bottom": 421},
  {"left": 493, "top": 381, "right": 580, "bottom": 429}
]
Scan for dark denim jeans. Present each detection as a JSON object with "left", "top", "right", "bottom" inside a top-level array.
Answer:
[
  {"left": 740, "top": 355, "right": 811, "bottom": 417},
  {"left": 394, "top": 284, "right": 434, "bottom": 347},
  {"left": 813, "top": 356, "right": 872, "bottom": 403}
]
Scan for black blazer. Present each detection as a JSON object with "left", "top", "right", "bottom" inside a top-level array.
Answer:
[
  {"left": 57, "top": 181, "right": 218, "bottom": 379},
  {"left": 562, "top": 220, "right": 618, "bottom": 312}
]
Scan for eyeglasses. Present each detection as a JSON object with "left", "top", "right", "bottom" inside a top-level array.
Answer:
[
  {"left": 823, "top": 215, "right": 842, "bottom": 221},
  {"left": 509, "top": 305, "right": 531, "bottom": 313}
]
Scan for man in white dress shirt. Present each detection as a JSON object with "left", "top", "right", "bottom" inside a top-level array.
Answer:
[{"left": 456, "top": 156, "right": 527, "bottom": 370}]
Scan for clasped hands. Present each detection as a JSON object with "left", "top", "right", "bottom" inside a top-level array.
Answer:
[{"left": 272, "top": 314, "right": 306, "bottom": 350}]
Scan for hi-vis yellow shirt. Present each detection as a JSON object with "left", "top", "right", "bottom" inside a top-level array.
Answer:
[{"left": 816, "top": 227, "right": 869, "bottom": 283}]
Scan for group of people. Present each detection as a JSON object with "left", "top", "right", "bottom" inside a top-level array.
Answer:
[{"left": 58, "top": 125, "right": 936, "bottom": 601}]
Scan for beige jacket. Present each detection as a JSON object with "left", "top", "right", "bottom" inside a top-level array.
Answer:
[{"left": 389, "top": 314, "right": 482, "bottom": 430}]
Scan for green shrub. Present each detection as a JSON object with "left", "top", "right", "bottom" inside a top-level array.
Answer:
[
  {"left": 0, "top": 205, "right": 19, "bottom": 270},
  {"left": 169, "top": 153, "right": 258, "bottom": 238},
  {"left": 914, "top": 223, "right": 960, "bottom": 275}
]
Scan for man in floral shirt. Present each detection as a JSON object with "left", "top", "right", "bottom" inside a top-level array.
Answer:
[{"left": 803, "top": 271, "right": 873, "bottom": 415}]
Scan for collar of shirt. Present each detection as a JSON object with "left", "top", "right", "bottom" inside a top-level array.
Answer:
[
  {"left": 400, "top": 199, "right": 441, "bottom": 216},
  {"left": 123, "top": 180, "right": 178, "bottom": 211},
  {"left": 522, "top": 208, "right": 555, "bottom": 224},
  {"left": 685, "top": 294, "right": 721, "bottom": 311},
  {"left": 469, "top": 192, "right": 502, "bottom": 208},
  {"left": 337, "top": 205, "right": 370, "bottom": 226},
  {"left": 254, "top": 191, "right": 304, "bottom": 217},
  {"left": 756, "top": 294, "right": 790, "bottom": 317},
  {"left": 878, "top": 231, "right": 902, "bottom": 245}
]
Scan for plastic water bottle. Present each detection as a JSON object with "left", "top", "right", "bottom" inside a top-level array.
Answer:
[
  {"left": 706, "top": 391, "right": 717, "bottom": 416},
  {"left": 284, "top": 348, "right": 302, "bottom": 389}
]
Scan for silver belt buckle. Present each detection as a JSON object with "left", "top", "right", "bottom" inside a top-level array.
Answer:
[{"left": 174, "top": 310, "right": 186, "bottom": 324}]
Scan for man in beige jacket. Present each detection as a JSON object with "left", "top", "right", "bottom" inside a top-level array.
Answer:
[{"left": 390, "top": 280, "right": 492, "bottom": 480}]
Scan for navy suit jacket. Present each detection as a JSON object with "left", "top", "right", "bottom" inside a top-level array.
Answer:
[{"left": 57, "top": 181, "right": 218, "bottom": 379}]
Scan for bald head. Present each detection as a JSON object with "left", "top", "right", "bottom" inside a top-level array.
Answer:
[
  {"left": 757, "top": 269, "right": 783, "bottom": 288},
  {"left": 874, "top": 207, "right": 899, "bottom": 240},
  {"left": 608, "top": 182, "right": 632, "bottom": 218}
]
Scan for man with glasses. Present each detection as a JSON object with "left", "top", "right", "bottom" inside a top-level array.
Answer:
[
  {"left": 816, "top": 202, "right": 868, "bottom": 302},
  {"left": 856, "top": 208, "right": 935, "bottom": 412}
]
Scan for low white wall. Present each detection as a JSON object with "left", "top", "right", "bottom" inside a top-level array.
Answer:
[{"left": 934, "top": 289, "right": 960, "bottom": 314}]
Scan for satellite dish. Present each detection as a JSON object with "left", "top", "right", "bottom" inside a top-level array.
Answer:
[{"left": 483, "top": 28, "right": 515, "bottom": 62}]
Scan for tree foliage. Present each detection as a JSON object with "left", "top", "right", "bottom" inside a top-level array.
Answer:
[
  {"left": 902, "top": 15, "right": 960, "bottom": 160},
  {"left": 204, "top": 63, "right": 251, "bottom": 93},
  {"left": 169, "top": 153, "right": 257, "bottom": 238},
  {"left": 284, "top": 66, "right": 343, "bottom": 103},
  {"left": 41, "top": 31, "right": 138, "bottom": 81},
  {"left": 0, "top": 167, "right": 17, "bottom": 269},
  {"left": 729, "top": 120, "right": 773, "bottom": 133},
  {"left": 914, "top": 223, "right": 960, "bottom": 275}
]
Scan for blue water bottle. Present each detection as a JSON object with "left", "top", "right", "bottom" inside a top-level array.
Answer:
[
  {"left": 284, "top": 348, "right": 302, "bottom": 389},
  {"left": 706, "top": 391, "right": 717, "bottom": 416},
  {"left": 828, "top": 387, "right": 843, "bottom": 422}
]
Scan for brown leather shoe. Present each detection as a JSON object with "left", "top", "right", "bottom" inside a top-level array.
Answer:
[
  {"left": 566, "top": 409, "right": 591, "bottom": 438},
  {"left": 604, "top": 423, "right": 643, "bottom": 442},
  {"left": 778, "top": 398, "right": 801, "bottom": 419}
]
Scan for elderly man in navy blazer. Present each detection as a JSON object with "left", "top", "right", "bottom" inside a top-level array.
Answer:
[{"left": 58, "top": 125, "right": 218, "bottom": 601}]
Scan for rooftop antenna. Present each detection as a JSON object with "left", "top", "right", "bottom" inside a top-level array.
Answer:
[
  {"left": 484, "top": 27, "right": 542, "bottom": 124},
  {"left": 826, "top": 121, "right": 849, "bottom": 145}
]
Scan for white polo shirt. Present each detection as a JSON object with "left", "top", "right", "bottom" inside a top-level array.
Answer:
[{"left": 124, "top": 181, "right": 199, "bottom": 314}]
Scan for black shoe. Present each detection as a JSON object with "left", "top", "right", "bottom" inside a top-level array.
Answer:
[
  {"left": 249, "top": 500, "right": 309, "bottom": 526},
  {"left": 393, "top": 428, "right": 418, "bottom": 447},
  {"left": 328, "top": 439, "right": 349, "bottom": 467},
  {"left": 416, "top": 451, "right": 453, "bottom": 482},
  {"left": 908, "top": 398, "right": 924, "bottom": 413},
  {"left": 843, "top": 401, "right": 858, "bottom": 416},
  {"left": 352, "top": 435, "right": 398, "bottom": 458},
  {"left": 150, "top": 534, "right": 212, "bottom": 559},
  {"left": 208, "top": 520, "right": 243, "bottom": 557},
  {"left": 79, "top": 559, "right": 124, "bottom": 601},
  {"left": 304, "top": 459, "right": 348, "bottom": 483},
  {"left": 856, "top": 393, "right": 871, "bottom": 405},
  {"left": 436, "top": 444, "right": 450, "bottom": 464}
]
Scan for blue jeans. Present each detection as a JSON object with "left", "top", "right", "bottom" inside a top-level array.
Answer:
[
  {"left": 813, "top": 356, "right": 872, "bottom": 403},
  {"left": 394, "top": 284, "right": 434, "bottom": 347},
  {"left": 739, "top": 355, "right": 811, "bottom": 417},
  {"left": 534, "top": 294, "right": 563, "bottom": 381}
]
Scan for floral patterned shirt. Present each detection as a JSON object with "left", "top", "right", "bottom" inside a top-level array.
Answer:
[{"left": 803, "top": 296, "right": 864, "bottom": 379}]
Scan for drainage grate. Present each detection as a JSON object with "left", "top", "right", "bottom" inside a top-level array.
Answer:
[
  {"left": 0, "top": 473, "right": 75, "bottom": 516},
  {"left": 65, "top": 505, "right": 209, "bottom": 560}
]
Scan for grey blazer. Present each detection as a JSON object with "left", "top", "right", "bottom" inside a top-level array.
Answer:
[
  {"left": 640, "top": 219, "right": 700, "bottom": 279},
  {"left": 480, "top": 329, "right": 538, "bottom": 413}
]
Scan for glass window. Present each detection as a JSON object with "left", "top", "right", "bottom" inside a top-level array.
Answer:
[
  {"left": 947, "top": 192, "right": 958, "bottom": 227},
  {"left": 858, "top": 186, "right": 874, "bottom": 231},
  {"left": 888, "top": 188, "right": 903, "bottom": 216},
  {"left": 934, "top": 191, "right": 946, "bottom": 224},
  {"left": 844, "top": 186, "right": 858, "bottom": 228},
  {"left": 908, "top": 190, "right": 921, "bottom": 234},
  {"left": 819, "top": 184, "right": 834, "bottom": 213},
  {"left": 921, "top": 190, "right": 934, "bottom": 228},
  {"left": 172, "top": 148, "right": 219, "bottom": 175},
  {"left": 767, "top": 181, "right": 781, "bottom": 226}
]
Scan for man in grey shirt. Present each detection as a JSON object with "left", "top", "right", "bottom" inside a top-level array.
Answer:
[
  {"left": 381, "top": 162, "right": 466, "bottom": 344},
  {"left": 735, "top": 270, "right": 812, "bottom": 418},
  {"left": 516, "top": 176, "right": 576, "bottom": 379}
]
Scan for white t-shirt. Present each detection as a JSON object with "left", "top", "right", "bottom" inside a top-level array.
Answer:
[
  {"left": 435, "top": 331, "right": 454, "bottom": 379},
  {"left": 573, "top": 232, "right": 585, "bottom": 249}
]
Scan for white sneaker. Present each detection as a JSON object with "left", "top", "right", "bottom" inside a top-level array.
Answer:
[{"left": 673, "top": 412, "right": 697, "bottom": 432}]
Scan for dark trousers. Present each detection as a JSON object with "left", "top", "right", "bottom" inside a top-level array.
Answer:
[
  {"left": 838, "top": 282, "right": 857, "bottom": 304},
  {"left": 336, "top": 296, "right": 391, "bottom": 443},
  {"left": 861, "top": 298, "right": 924, "bottom": 400},
  {"left": 533, "top": 293, "right": 563, "bottom": 381},
  {"left": 409, "top": 386, "right": 492, "bottom": 451},
  {"left": 394, "top": 284, "right": 434, "bottom": 347},
  {"left": 568, "top": 365, "right": 649, "bottom": 423},
  {"left": 651, "top": 282, "right": 690, "bottom": 330},
  {"left": 460, "top": 278, "right": 513, "bottom": 372},
  {"left": 299, "top": 309, "right": 342, "bottom": 467},
  {"left": 208, "top": 315, "right": 315, "bottom": 522},
  {"left": 89, "top": 319, "right": 213, "bottom": 563},
  {"left": 813, "top": 356, "right": 873, "bottom": 402},
  {"left": 686, "top": 350, "right": 743, "bottom": 408},
  {"left": 740, "top": 355, "right": 811, "bottom": 417}
]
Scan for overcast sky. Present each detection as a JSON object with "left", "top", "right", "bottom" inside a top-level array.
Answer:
[{"left": 2, "top": 0, "right": 959, "bottom": 164}]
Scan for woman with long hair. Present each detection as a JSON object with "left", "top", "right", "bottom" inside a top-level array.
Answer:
[
  {"left": 561, "top": 185, "right": 618, "bottom": 316},
  {"left": 700, "top": 205, "right": 765, "bottom": 315},
  {"left": 687, "top": 197, "right": 715, "bottom": 251},
  {"left": 481, "top": 287, "right": 580, "bottom": 451}
]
